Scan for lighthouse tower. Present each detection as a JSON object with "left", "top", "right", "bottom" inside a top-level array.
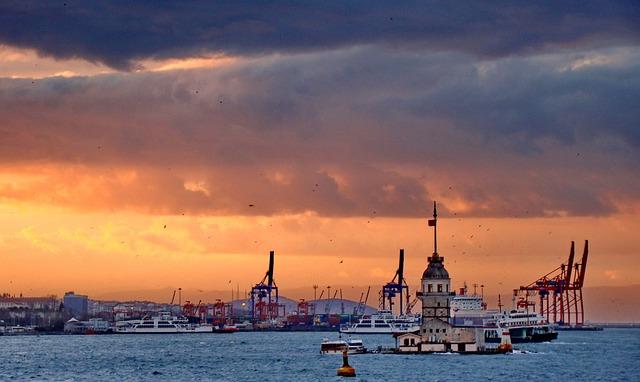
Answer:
[
  {"left": 419, "top": 201, "right": 453, "bottom": 341},
  {"left": 396, "top": 201, "right": 502, "bottom": 353}
]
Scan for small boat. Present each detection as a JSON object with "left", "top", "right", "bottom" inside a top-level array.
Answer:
[
  {"left": 213, "top": 324, "right": 239, "bottom": 333},
  {"left": 320, "top": 336, "right": 366, "bottom": 354}
]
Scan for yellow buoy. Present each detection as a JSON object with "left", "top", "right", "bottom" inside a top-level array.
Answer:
[{"left": 337, "top": 350, "right": 356, "bottom": 377}]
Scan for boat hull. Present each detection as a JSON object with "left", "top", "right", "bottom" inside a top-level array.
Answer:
[{"left": 486, "top": 330, "right": 558, "bottom": 343}]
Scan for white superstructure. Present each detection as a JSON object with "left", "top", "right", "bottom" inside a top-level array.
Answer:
[
  {"left": 451, "top": 295, "right": 485, "bottom": 312},
  {"left": 340, "top": 310, "right": 421, "bottom": 334}
]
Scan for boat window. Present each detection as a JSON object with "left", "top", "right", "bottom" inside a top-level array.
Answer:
[{"left": 404, "top": 338, "right": 410, "bottom": 346}]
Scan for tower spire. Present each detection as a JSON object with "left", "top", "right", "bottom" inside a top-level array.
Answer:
[{"left": 428, "top": 201, "right": 438, "bottom": 257}]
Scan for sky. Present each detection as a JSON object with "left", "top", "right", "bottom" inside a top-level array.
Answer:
[{"left": 0, "top": 2, "right": 639, "bottom": 310}]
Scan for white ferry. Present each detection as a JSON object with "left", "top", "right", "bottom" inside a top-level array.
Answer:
[
  {"left": 320, "top": 337, "right": 366, "bottom": 354},
  {"left": 483, "top": 309, "right": 558, "bottom": 343},
  {"left": 450, "top": 292, "right": 557, "bottom": 343},
  {"left": 115, "top": 312, "right": 212, "bottom": 334},
  {"left": 0, "top": 325, "right": 35, "bottom": 336},
  {"left": 339, "top": 310, "right": 421, "bottom": 334}
]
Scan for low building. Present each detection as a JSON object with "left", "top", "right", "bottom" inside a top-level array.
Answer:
[
  {"left": 64, "top": 318, "right": 112, "bottom": 334},
  {"left": 0, "top": 294, "right": 59, "bottom": 310}
]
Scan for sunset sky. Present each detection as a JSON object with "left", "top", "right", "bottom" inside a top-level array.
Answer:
[{"left": 0, "top": 2, "right": 639, "bottom": 305}]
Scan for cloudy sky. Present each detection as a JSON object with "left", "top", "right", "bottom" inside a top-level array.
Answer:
[{"left": 0, "top": 1, "right": 638, "bottom": 302}]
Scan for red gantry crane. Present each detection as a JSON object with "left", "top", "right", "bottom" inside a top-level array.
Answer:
[{"left": 519, "top": 240, "right": 590, "bottom": 327}]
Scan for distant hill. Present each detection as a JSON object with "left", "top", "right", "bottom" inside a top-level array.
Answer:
[
  {"left": 92, "top": 284, "right": 640, "bottom": 322},
  {"left": 93, "top": 288, "right": 378, "bottom": 316},
  {"left": 226, "top": 297, "right": 377, "bottom": 316}
]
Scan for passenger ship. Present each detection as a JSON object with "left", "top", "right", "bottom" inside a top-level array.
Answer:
[
  {"left": 450, "top": 293, "right": 557, "bottom": 343},
  {"left": 483, "top": 309, "right": 558, "bottom": 343},
  {"left": 339, "top": 310, "right": 421, "bottom": 334},
  {"left": 116, "top": 312, "right": 212, "bottom": 334}
]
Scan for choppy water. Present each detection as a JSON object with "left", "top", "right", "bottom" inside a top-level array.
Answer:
[{"left": 1, "top": 329, "right": 638, "bottom": 381}]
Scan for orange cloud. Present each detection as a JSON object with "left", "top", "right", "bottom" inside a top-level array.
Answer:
[{"left": 1, "top": 198, "right": 638, "bottom": 299}]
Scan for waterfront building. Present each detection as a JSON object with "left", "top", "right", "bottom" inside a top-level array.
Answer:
[{"left": 63, "top": 291, "right": 88, "bottom": 318}]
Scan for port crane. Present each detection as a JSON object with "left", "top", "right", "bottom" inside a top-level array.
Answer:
[
  {"left": 325, "top": 289, "right": 339, "bottom": 314},
  {"left": 212, "top": 299, "right": 233, "bottom": 325},
  {"left": 354, "top": 286, "right": 371, "bottom": 316},
  {"left": 380, "top": 249, "right": 410, "bottom": 315},
  {"left": 250, "top": 250, "right": 284, "bottom": 321},
  {"left": 406, "top": 297, "right": 419, "bottom": 315},
  {"left": 519, "top": 240, "right": 590, "bottom": 326}
]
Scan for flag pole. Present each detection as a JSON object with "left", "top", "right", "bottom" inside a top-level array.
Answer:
[{"left": 433, "top": 201, "right": 438, "bottom": 256}]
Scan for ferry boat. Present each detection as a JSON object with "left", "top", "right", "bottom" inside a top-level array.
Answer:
[
  {"left": 320, "top": 336, "right": 366, "bottom": 354},
  {"left": 450, "top": 291, "right": 557, "bottom": 343},
  {"left": 0, "top": 325, "right": 35, "bottom": 336},
  {"left": 115, "top": 312, "right": 212, "bottom": 334},
  {"left": 484, "top": 309, "right": 558, "bottom": 343},
  {"left": 213, "top": 324, "right": 239, "bottom": 333},
  {"left": 339, "top": 310, "right": 421, "bottom": 334}
]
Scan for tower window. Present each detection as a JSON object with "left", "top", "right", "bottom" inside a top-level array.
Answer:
[
  {"left": 437, "top": 284, "right": 442, "bottom": 292},
  {"left": 428, "top": 284, "right": 433, "bottom": 293},
  {"left": 446, "top": 284, "right": 449, "bottom": 292}
]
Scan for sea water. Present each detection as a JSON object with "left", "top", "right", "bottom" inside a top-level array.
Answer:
[{"left": 0, "top": 329, "right": 638, "bottom": 381}]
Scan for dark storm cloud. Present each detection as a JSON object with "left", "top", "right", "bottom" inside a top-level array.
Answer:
[
  {"left": 0, "top": 1, "right": 639, "bottom": 69},
  {"left": 0, "top": 47, "right": 638, "bottom": 217}
]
